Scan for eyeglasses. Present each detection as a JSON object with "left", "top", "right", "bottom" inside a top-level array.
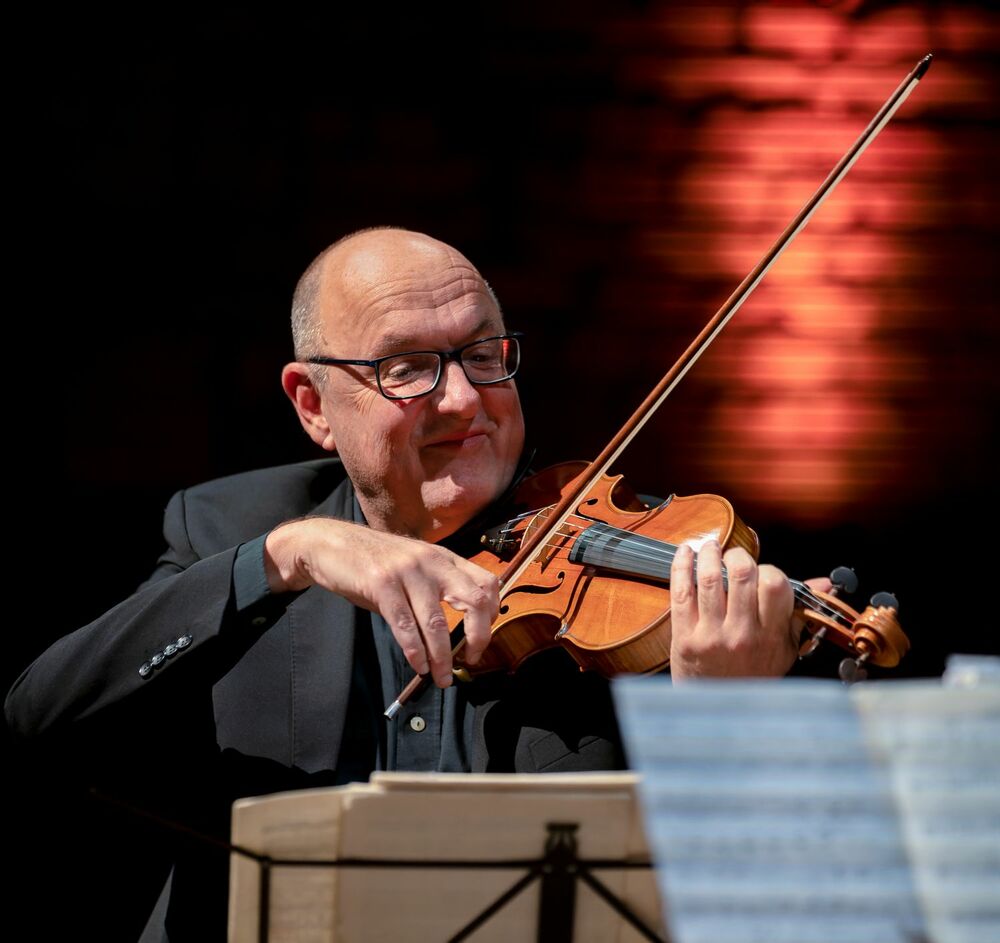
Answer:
[{"left": 306, "top": 332, "right": 523, "bottom": 401}]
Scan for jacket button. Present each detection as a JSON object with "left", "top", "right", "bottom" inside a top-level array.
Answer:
[
  {"left": 150, "top": 652, "right": 165, "bottom": 667},
  {"left": 409, "top": 715, "right": 426, "bottom": 732},
  {"left": 176, "top": 635, "right": 193, "bottom": 649},
  {"left": 251, "top": 616, "right": 267, "bottom": 628},
  {"left": 139, "top": 663, "right": 152, "bottom": 678},
  {"left": 163, "top": 643, "right": 178, "bottom": 657}
]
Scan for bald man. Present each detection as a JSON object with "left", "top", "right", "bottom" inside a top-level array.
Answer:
[
  {"left": 6, "top": 228, "right": 807, "bottom": 939},
  {"left": 270, "top": 228, "right": 805, "bottom": 685}
]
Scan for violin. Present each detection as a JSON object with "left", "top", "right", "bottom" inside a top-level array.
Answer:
[
  {"left": 386, "top": 54, "right": 932, "bottom": 718},
  {"left": 454, "top": 461, "right": 909, "bottom": 683}
]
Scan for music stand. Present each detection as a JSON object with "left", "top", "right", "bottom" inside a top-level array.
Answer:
[{"left": 228, "top": 771, "right": 668, "bottom": 943}]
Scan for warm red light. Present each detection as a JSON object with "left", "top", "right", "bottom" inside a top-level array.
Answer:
[{"left": 638, "top": 1, "right": 961, "bottom": 522}]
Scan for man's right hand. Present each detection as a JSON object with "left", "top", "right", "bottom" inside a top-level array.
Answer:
[{"left": 264, "top": 518, "right": 499, "bottom": 687}]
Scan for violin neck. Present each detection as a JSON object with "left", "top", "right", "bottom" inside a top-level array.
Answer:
[{"left": 566, "top": 521, "right": 831, "bottom": 617}]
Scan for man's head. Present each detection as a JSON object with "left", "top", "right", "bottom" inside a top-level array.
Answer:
[{"left": 282, "top": 228, "right": 525, "bottom": 542}]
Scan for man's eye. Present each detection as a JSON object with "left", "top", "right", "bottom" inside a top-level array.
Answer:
[
  {"left": 383, "top": 361, "right": 419, "bottom": 380},
  {"left": 465, "top": 345, "right": 501, "bottom": 366}
]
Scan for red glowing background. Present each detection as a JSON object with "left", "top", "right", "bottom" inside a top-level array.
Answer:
[{"left": 546, "top": 1, "right": 999, "bottom": 527}]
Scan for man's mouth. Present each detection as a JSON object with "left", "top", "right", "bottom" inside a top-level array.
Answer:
[{"left": 425, "top": 429, "right": 490, "bottom": 448}]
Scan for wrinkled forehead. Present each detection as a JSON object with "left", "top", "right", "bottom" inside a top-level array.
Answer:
[{"left": 318, "top": 235, "right": 500, "bottom": 351}]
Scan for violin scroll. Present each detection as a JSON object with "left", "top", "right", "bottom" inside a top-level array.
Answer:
[{"left": 796, "top": 569, "right": 909, "bottom": 683}]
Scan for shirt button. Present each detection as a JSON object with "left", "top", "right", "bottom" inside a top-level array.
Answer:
[
  {"left": 409, "top": 715, "right": 426, "bottom": 733},
  {"left": 251, "top": 616, "right": 267, "bottom": 627}
]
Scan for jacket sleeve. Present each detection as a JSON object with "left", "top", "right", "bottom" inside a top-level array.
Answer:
[{"left": 4, "top": 489, "right": 284, "bottom": 741}]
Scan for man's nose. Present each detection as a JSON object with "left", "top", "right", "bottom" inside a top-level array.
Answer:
[{"left": 435, "top": 360, "right": 481, "bottom": 416}]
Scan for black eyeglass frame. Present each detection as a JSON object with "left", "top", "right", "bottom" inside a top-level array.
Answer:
[{"left": 305, "top": 332, "right": 523, "bottom": 401}]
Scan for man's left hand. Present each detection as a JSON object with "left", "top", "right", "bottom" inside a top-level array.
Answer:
[{"left": 668, "top": 540, "right": 831, "bottom": 680}]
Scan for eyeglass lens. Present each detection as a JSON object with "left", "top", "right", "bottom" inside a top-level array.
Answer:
[{"left": 378, "top": 336, "right": 519, "bottom": 398}]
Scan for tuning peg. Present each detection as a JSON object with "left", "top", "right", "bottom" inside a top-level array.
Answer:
[
  {"left": 870, "top": 591, "right": 899, "bottom": 612},
  {"left": 839, "top": 652, "right": 870, "bottom": 684},
  {"left": 829, "top": 566, "right": 858, "bottom": 596}
]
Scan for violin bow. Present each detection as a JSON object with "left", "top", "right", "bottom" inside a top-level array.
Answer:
[{"left": 386, "top": 53, "right": 933, "bottom": 718}]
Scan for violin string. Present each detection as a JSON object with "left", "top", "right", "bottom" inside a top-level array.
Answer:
[
  {"left": 526, "top": 545, "right": 848, "bottom": 627},
  {"left": 529, "top": 509, "right": 613, "bottom": 530},
  {"left": 496, "top": 509, "right": 845, "bottom": 622},
  {"left": 538, "top": 527, "right": 845, "bottom": 621},
  {"left": 505, "top": 507, "right": 844, "bottom": 619}
]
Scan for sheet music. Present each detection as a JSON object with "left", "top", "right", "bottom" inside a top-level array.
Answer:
[
  {"left": 853, "top": 680, "right": 1000, "bottom": 943},
  {"left": 613, "top": 677, "right": 999, "bottom": 943}
]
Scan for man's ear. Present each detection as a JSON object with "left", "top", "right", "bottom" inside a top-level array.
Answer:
[{"left": 281, "top": 363, "right": 337, "bottom": 452}]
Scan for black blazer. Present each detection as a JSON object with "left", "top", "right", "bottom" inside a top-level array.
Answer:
[{"left": 6, "top": 458, "right": 625, "bottom": 939}]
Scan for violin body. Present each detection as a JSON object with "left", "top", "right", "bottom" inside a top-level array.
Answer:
[
  {"left": 446, "top": 461, "right": 908, "bottom": 683},
  {"left": 449, "top": 461, "right": 760, "bottom": 678}
]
